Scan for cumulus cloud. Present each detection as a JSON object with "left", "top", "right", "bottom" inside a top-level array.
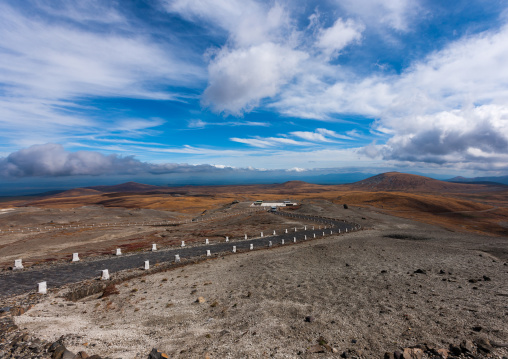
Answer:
[
  {"left": 0, "top": 144, "right": 231, "bottom": 178},
  {"left": 316, "top": 18, "right": 364, "bottom": 59},
  {"left": 166, "top": 0, "right": 366, "bottom": 115},
  {"left": 380, "top": 105, "right": 508, "bottom": 167},
  {"left": 203, "top": 43, "right": 307, "bottom": 114},
  {"left": 271, "top": 22, "right": 508, "bottom": 170}
]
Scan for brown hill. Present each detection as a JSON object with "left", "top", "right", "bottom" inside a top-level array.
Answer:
[
  {"left": 344, "top": 172, "right": 493, "bottom": 192},
  {"left": 51, "top": 188, "right": 103, "bottom": 198}
]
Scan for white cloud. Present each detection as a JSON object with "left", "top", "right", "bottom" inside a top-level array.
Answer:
[
  {"left": 268, "top": 22, "right": 508, "bottom": 170},
  {"left": 230, "top": 136, "right": 309, "bottom": 148},
  {"left": 290, "top": 131, "right": 331, "bottom": 142},
  {"left": 203, "top": 43, "right": 308, "bottom": 114},
  {"left": 165, "top": 0, "right": 291, "bottom": 47},
  {"left": 187, "top": 119, "right": 270, "bottom": 128},
  {"left": 166, "top": 1, "right": 368, "bottom": 115},
  {"left": 334, "top": 0, "right": 421, "bottom": 31},
  {"left": 316, "top": 18, "right": 364, "bottom": 59}
]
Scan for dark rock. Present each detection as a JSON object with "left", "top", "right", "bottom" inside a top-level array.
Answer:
[
  {"left": 87, "top": 356, "right": 103, "bottom": 359},
  {"left": 449, "top": 344, "right": 462, "bottom": 356},
  {"left": 472, "top": 325, "right": 482, "bottom": 332},
  {"left": 304, "top": 316, "right": 314, "bottom": 322},
  {"left": 482, "top": 275, "right": 491, "bottom": 281},
  {"left": 52, "top": 345, "right": 67, "bottom": 359},
  {"left": 439, "top": 269, "right": 446, "bottom": 274},
  {"left": 394, "top": 351, "right": 403, "bottom": 359},
  {"left": 148, "top": 348, "right": 169, "bottom": 359},
  {"left": 49, "top": 341, "right": 63, "bottom": 352},
  {"left": 384, "top": 352, "right": 395, "bottom": 359},
  {"left": 460, "top": 339, "right": 474, "bottom": 353},
  {"left": 469, "top": 279, "right": 478, "bottom": 283},
  {"left": 475, "top": 337, "right": 493, "bottom": 353},
  {"left": 414, "top": 269, "right": 426, "bottom": 274}
]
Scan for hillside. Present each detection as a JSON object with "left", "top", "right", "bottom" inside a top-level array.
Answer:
[{"left": 344, "top": 172, "right": 494, "bottom": 192}]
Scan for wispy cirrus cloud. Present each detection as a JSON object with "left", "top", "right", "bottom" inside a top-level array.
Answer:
[
  {"left": 230, "top": 136, "right": 310, "bottom": 148},
  {"left": 0, "top": 1, "right": 204, "bottom": 149},
  {"left": 187, "top": 119, "right": 270, "bottom": 129}
]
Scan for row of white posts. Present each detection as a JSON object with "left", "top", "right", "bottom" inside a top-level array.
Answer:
[
  {"left": 15, "top": 223, "right": 350, "bottom": 271},
  {"left": 0, "top": 207, "right": 266, "bottom": 235},
  {"left": 25, "top": 217, "right": 358, "bottom": 294}
]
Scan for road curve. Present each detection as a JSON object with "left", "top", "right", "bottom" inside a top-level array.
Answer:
[{"left": 0, "top": 212, "right": 359, "bottom": 298}]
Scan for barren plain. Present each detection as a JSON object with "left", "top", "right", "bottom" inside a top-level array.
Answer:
[{"left": 1, "top": 173, "right": 507, "bottom": 358}]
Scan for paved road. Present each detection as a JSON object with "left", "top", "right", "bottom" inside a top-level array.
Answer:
[{"left": 0, "top": 212, "right": 358, "bottom": 298}]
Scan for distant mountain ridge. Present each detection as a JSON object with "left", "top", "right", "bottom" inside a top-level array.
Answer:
[
  {"left": 27, "top": 172, "right": 508, "bottom": 202},
  {"left": 86, "top": 182, "right": 163, "bottom": 192},
  {"left": 448, "top": 175, "right": 508, "bottom": 185}
]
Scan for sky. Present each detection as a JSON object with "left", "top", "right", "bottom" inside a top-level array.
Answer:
[{"left": 1, "top": 0, "right": 508, "bottom": 193}]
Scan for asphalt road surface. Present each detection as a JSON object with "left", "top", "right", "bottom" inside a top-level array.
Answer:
[{"left": 0, "top": 212, "right": 358, "bottom": 298}]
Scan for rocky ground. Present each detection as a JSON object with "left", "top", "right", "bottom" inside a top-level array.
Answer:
[{"left": 1, "top": 201, "right": 507, "bottom": 358}]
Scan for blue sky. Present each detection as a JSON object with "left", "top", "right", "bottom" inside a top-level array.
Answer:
[{"left": 1, "top": 0, "right": 508, "bottom": 192}]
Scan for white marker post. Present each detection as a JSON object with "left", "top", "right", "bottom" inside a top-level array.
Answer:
[
  {"left": 313, "top": 233, "right": 316, "bottom": 238},
  {"left": 72, "top": 253, "right": 79, "bottom": 262},
  {"left": 116, "top": 248, "right": 122, "bottom": 255},
  {"left": 304, "top": 235, "right": 307, "bottom": 240},
  {"left": 225, "top": 236, "right": 229, "bottom": 242},
  {"left": 181, "top": 241, "right": 185, "bottom": 247},
  {"left": 143, "top": 260, "right": 149, "bottom": 270},
  {"left": 250, "top": 243, "right": 253, "bottom": 250},
  {"left": 312, "top": 226, "right": 315, "bottom": 230},
  {"left": 281, "top": 239, "right": 285, "bottom": 245},
  {"left": 152, "top": 244, "right": 157, "bottom": 251},
  {"left": 323, "top": 232, "right": 325, "bottom": 236},
  {"left": 339, "top": 229, "right": 341, "bottom": 234},
  {"left": 295, "top": 227, "right": 297, "bottom": 232},
  {"left": 260, "top": 232, "right": 263, "bottom": 237},
  {"left": 101, "top": 269, "right": 110, "bottom": 280},
  {"left": 330, "top": 230, "right": 333, "bottom": 234},
  {"left": 269, "top": 241, "right": 272, "bottom": 247},
  {"left": 304, "top": 226, "right": 307, "bottom": 230},
  {"left": 205, "top": 238, "right": 209, "bottom": 244},
  {"left": 346, "top": 228, "right": 348, "bottom": 233},
  {"left": 293, "top": 237, "right": 296, "bottom": 243},
  {"left": 14, "top": 259, "right": 23, "bottom": 269},
  {"left": 206, "top": 250, "right": 211, "bottom": 257},
  {"left": 245, "top": 234, "right": 248, "bottom": 240},
  {"left": 38, "top": 281, "right": 47, "bottom": 294},
  {"left": 232, "top": 246, "right": 236, "bottom": 253},
  {"left": 273, "top": 230, "right": 276, "bottom": 235},
  {"left": 285, "top": 229, "right": 288, "bottom": 233}
]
